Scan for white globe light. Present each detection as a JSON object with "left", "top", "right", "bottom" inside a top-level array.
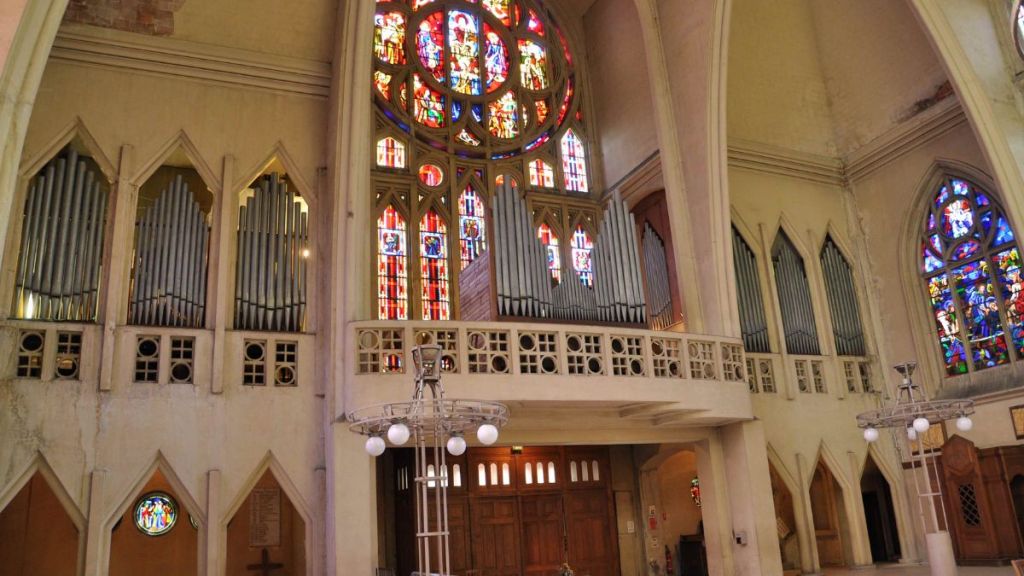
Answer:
[
  {"left": 907, "top": 427, "right": 917, "bottom": 441},
  {"left": 387, "top": 422, "right": 410, "bottom": 445},
  {"left": 447, "top": 435, "right": 467, "bottom": 456},
  {"left": 863, "top": 427, "right": 879, "bottom": 443},
  {"left": 365, "top": 436, "right": 386, "bottom": 457},
  {"left": 912, "top": 417, "right": 931, "bottom": 433},
  {"left": 956, "top": 416, "right": 974, "bottom": 432},
  {"left": 477, "top": 424, "right": 499, "bottom": 446}
]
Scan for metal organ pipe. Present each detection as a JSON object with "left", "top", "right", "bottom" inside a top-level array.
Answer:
[
  {"left": 129, "top": 174, "right": 210, "bottom": 328},
  {"left": 13, "top": 150, "right": 108, "bottom": 322},
  {"left": 642, "top": 223, "right": 673, "bottom": 330},
  {"left": 234, "top": 173, "right": 307, "bottom": 332}
]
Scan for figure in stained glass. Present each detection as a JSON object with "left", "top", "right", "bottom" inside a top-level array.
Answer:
[
  {"left": 459, "top": 186, "right": 487, "bottom": 269},
  {"left": 449, "top": 10, "right": 482, "bottom": 95},
  {"left": 378, "top": 205, "right": 408, "bottom": 320},
  {"left": 420, "top": 210, "right": 450, "bottom": 320},
  {"left": 571, "top": 225, "right": 594, "bottom": 286},
  {"left": 414, "top": 75, "right": 446, "bottom": 128},
  {"left": 484, "top": 24, "right": 509, "bottom": 92},
  {"left": 537, "top": 223, "right": 561, "bottom": 284},
  {"left": 134, "top": 493, "right": 178, "bottom": 536},
  {"left": 519, "top": 40, "right": 549, "bottom": 90},
  {"left": 483, "top": 0, "right": 512, "bottom": 26},
  {"left": 489, "top": 91, "right": 519, "bottom": 139},
  {"left": 417, "top": 14, "right": 445, "bottom": 83},
  {"left": 374, "top": 12, "right": 406, "bottom": 64}
]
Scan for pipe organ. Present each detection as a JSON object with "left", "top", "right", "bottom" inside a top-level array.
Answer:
[
  {"left": 234, "top": 173, "right": 309, "bottom": 332},
  {"left": 129, "top": 174, "right": 210, "bottom": 327},
  {"left": 12, "top": 149, "right": 109, "bottom": 322},
  {"left": 493, "top": 185, "right": 646, "bottom": 324},
  {"left": 771, "top": 232, "right": 820, "bottom": 355},
  {"left": 642, "top": 223, "right": 673, "bottom": 330}
]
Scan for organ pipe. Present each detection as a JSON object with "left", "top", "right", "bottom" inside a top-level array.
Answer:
[
  {"left": 732, "top": 226, "right": 770, "bottom": 352},
  {"left": 820, "top": 238, "right": 865, "bottom": 356},
  {"left": 129, "top": 174, "right": 210, "bottom": 327},
  {"left": 642, "top": 223, "right": 673, "bottom": 330},
  {"left": 594, "top": 192, "right": 646, "bottom": 324},
  {"left": 493, "top": 182, "right": 552, "bottom": 318},
  {"left": 772, "top": 232, "right": 820, "bottom": 355},
  {"left": 13, "top": 149, "right": 108, "bottom": 322},
  {"left": 234, "top": 173, "right": 308, "bottom": 332}
]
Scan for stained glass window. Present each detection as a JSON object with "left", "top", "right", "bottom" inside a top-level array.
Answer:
[
  {"left": 570, "top": 225, "right": 594, "bottom": 286},
  {"left": 372, "top": 0, "right": 582, "bottom": 162},
  {"left": 134, "top": 492, "right": 178, "bottom": 536},
  {"left": 561, "top": 129, "right": 588, "bottom": 192},
  {"left": 418, "top": 164, "right": 444, "bottom": 186},
  {"left": 1015, "top": 1, "right": 1024, "bottom": 59},
  {"left": 378, "top": 205, "right": 408, "bottom": 320},
  {"left": 537, "top": 223, "right": 561, "bottom": 284},
  {"left": 528, "top": 159, "right": 554, "bottom": 188},
  {"left": 420, "top": 210, "right": 450, "bottom": 320},
  {"left": 376, "top": 137, "right": 406, "bottom": 168},
  {"left": 921, "top": 175, "right": 1021, "bottom": 374},
  {"left": 459, "top": 186, "right": 487, "bottom": 269}
]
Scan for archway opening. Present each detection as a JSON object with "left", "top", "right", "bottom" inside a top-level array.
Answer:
[
  {"left": 653, "top": 449, "right": 704, "bottom": 576},
  {"left": 109, "top": 468, "right": 198, "bottom": 576},
  {"left": 0, "top": 471, "right": 79, "bottom": 575},
  {"left": 226, "top": 470, "right": 306, "bottom": 576},
  {"left": 861, "top": 454, "right": 901, "bottom": 563},
  {"left": 768, "top": 462, "right": 800, "bottom": 570},
  {"left": 809, "top": 459, "right": 851, "bottom": 567}
]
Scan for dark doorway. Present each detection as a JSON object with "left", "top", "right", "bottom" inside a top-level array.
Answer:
[
  {"left": 861, "top": 456, "right": 901, "bottom": 563},
  {"left": 1011, "top": 475, "right": 1024, "bottom": 547}
]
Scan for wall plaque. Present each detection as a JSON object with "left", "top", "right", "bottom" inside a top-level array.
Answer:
[{"left": 249, "top": 488, "right": 281, "bottom": 547}]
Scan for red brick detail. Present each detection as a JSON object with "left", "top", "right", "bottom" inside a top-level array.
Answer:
[{"left": 63, "top": 0, "right": 186, "bottom": 36}]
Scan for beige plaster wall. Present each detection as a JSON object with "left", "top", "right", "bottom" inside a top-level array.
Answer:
[
  {"left": 585, "top": 0, "right": 658, "bottom": 187},
  {"left": 807, "top": 0, "right": 947, "bottom": 156},
  {"left": 656, "top": 450, "right": 702, "bottom": 549},
  {"left": 169, "top": 0, "right": 335, "bottom": 62},
  {"left": 727, "top": 0, "right": 837, "bottom": 157}
]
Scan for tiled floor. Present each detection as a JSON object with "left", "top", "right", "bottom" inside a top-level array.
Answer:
[{"left": 813, "top": 564, "right": 1015, "bottom": 575}]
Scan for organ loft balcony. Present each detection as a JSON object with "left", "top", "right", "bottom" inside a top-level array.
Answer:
[{"left": 346, "top": 321, "right": 755, "bottom": 428}]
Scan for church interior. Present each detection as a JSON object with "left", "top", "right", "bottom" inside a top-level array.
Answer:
[{"left": 3, "top": 0, "right": 1024, "bottom": 575}]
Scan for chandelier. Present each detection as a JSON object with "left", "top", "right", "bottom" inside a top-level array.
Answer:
[
  {"left": 855, "top": 362, "right": 974, "bottom": 576},
  {"left": 347, "top": 344, "right": 509, "bottom": 576}
]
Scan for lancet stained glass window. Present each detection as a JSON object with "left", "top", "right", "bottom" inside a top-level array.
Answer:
[
  {"left": 561, "top": 129, "right": 587, "bottom": 192},
  {"left": 420, "top": 210, "right": 451, "bottom": 320},
  {"left": 459, "top": 186, "right": 487, "bottom": 269},
  {"left": 376, "top": 136, "right": 406, "bottom": 168},
  {"left": 571, "top": 225, "right": 594, "bottom": 286},
  {"left": 921, "top": 175, "right": 1021, "bottom": 374},
  {"left": 529, "top": 159, "right": 554, "bottom": 188},
  {"left": 378, "top": 205, "right": 409, "bottom": 320},
  {"left": 538, "top": 223, "right": 561, "bottom": 284}
]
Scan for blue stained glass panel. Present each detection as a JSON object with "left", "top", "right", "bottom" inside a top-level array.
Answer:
[
  {"left": 935, "top": 185, "right": 950, "bottom": 207},
  {"left": 927, "top": 273, "right": 967, "bottom": 374},
  {"left": 995, "top": 216, "right": 1015, "bottom": 246},
  {"left": 952, "top": 240, "right": 980, "bottom": 261},
  {"left": 928, "top": 213, "right": 936, "bottom": 231},
  {"left": 923, "top": 244, "right": 943, "bottom": 273},
  {"left": 981, "top": 211, "right": 993, "bottom": 235},
  {"left": 952, "top": 179, "right": 970, "bottom": 196},
  {"left": 452, "top": 101, "right": 463, "bottom": 122},
  {"left": 472, "top": 104, "right": 483, "bottom": 122},
  {"left": 976, "top": 192, "right": 990, "bottom": 206},
  {"left": 993, "top": 247, "right": 1024, "bottom": 357},
  {"left": 952, "top": 260, "right": 1009, "bottom": 369}
]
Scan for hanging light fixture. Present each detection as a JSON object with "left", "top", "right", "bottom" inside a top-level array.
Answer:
[
  {"left": 855, "top": 362, "right": 973, "bottom": 576},
  {"left": 346, "top": 344, "right": 509, "bottom": 576}
]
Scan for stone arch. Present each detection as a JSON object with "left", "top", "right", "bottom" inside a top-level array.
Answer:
[
  {"left": 765, "top": 445, "right": 804, "bottom": 572},
  {"left": 104, "top": 451, "right": 204, "bottom": 576},
  {"left": 222, "top": 452, "right": 314, "bottom": 576},
  {"left": 863, "top": 443, "right": 919, "bottom": 563},
  {"left": 235, "top": 142, "right": 317, "bottom": 213},
  {"left": 0, "top": 452, "right": 86, "bottom": 575},
  {"left": 808, "top": 442, "right": 861, "bottom": 568}
]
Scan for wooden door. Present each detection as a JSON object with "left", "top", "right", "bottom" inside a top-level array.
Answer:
[
  {"left": 471, "top": 497, "right": 521, "bottom": 576},
  {"left": 810, "top": 463, "right": 843, "bottom": 566},
  {"left": 565, "top": 490, "right": 616, "bottom": 576},
  {"left": 520, "top": 494, "right": 564, "bottom": 576}
]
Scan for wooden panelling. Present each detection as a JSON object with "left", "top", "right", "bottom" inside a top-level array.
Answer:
[{"left": 459, "top": 250, "right": 495, "bottom": 321}]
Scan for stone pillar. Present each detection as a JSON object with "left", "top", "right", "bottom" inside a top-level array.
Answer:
[
  {"left": 794, "top": 453, "right": 821, "bottom": 574},
  {"left": 82, "top": 469, "right": 107, "bottom": 576},
  {"left": 719, "top": 421, "right": 784, "bottom": 576},
  {"left": 204, "top": 469, "right": 222, "bottom": 576},
  {"left": 329, "top": 426, "right": 378, "bottom": 575}
]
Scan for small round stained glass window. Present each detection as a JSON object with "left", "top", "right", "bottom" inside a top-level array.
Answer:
[
  {"left": 418, "top": 163, "right": 445, "bottom": 187},
  {"left": 134, "top": 492, "right": 178, "bottom": 536}
]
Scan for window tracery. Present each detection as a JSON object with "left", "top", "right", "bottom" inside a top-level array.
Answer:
[{"left": 920, "top": 175, "right": 1021, "bottom": 375}]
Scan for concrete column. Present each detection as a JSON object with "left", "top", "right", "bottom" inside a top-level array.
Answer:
[
  {"left": 694, "top": 435, "right": 733, "bottom": 576},
  {"left": 330, "top": 426, "right": 377, "bottom": 574},
  {"left": 99, "top": 144, "right": 134, "bottom": 391},
  {"left": 82, "top": 469, "right": 107, "bottom": 576},
  {"left": 204, "top": 470, "right": 222, "bottom": 576},
  {"left": 210, "top": 155, "right": 236, "bottom": 395},
  {"left": 845, "top": 451, "right": 874, "bottom": 567},
  {"left": 794, "top": 453, "right": 820, "bottom": 574},
  {"left": 719, "top": 421, "right": 784, "bottom": 576}
]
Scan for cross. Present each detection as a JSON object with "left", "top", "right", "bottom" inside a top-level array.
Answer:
[{"left": 246, "top": 548, "right": 284, "bottom": 576}]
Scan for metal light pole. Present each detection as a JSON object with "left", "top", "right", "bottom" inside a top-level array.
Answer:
[
  {"left": 347, "top": 344, "right": 509, "bottom": 576},
  {"left": 856, "top": 362, "right": 974, "bottom": 576}
]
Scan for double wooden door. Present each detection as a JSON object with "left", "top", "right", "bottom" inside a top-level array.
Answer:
[{"left": 470, "top": 490, "right": 615, "bottom": 576}]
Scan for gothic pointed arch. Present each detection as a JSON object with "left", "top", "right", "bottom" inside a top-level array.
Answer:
[{"left": 912, "top": 167, "right": 1022, "bottom": 376}]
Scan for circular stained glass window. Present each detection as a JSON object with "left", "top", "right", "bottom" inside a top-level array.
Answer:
[
  {"left": 373, "top": 0, "right": 576, "bottom": 159},
  {"left": 134, "top": 492, "right": 178, "bottom": 536},
  {"left": 418, "top": 163, "right": 445, "bottom": 186}
]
